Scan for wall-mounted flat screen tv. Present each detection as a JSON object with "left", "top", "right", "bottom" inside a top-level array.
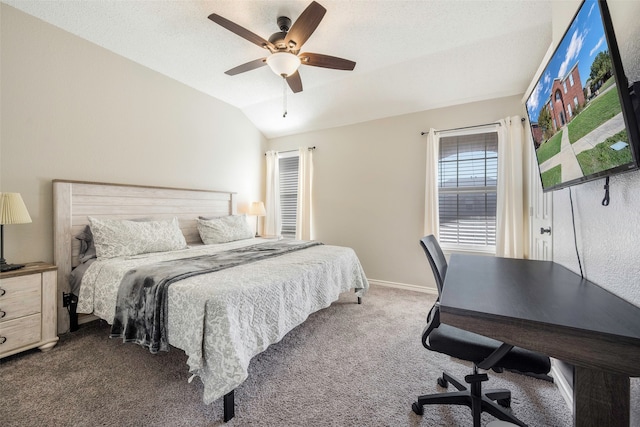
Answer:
[{"left": 525, "top": 0, "right": 640, "bottom": 192}]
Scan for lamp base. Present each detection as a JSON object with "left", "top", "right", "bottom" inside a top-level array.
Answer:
[{"left": 0, "top": 263, "right": 25, "bottom": 273}]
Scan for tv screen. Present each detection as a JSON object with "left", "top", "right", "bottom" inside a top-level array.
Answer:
[{"left": 525, "top": 0, "right": 640, "bottom": 192}]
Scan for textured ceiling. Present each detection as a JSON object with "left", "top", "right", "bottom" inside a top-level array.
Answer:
[{"left": 2, "top": 0, "right": 553, "bottom": 138}]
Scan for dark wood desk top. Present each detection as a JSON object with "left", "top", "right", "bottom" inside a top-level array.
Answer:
[{"left": 439, "top": 254, "right": 640, "bottom": 376}]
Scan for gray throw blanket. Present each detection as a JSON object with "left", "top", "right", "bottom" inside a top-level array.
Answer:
[{"left": 110, "top": 240, "right": 322, "bottom": 353}]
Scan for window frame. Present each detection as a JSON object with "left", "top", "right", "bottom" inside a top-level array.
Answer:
[
  {"left": 278, "top": 151, "right": 299, "bottom": 238},
  {"left": 436, "top": 126, "right": 499, "bottom": 255}
]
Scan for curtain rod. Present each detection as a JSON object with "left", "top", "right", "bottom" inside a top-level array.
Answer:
[
  {"left": 420, "top": 122, "right": 500, "bottom": 135},
  {"left": 265, "top": 146, "right": 316, "bottom": 156},
  {"left": 420, "top": 122, "right": 499, "bottom": 136},
  {"left": 420, "top": 118, "right": 525, "bottom": 136}
]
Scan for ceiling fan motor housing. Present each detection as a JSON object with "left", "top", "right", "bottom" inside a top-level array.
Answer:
[
  {"left": 269, "top": 16, "right": 292, "bottom": 50},
  {"left": 268, "top": 31, "right": 288, "bottom": 49}
]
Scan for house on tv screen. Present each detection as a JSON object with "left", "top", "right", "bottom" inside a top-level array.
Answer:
[{"left": 544, "top": 62, "right": 585, "bottom": 133}]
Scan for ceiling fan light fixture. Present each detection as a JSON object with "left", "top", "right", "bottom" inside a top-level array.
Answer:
[{"left": 266, "top": 52, "right": 301, "bottom": 77}]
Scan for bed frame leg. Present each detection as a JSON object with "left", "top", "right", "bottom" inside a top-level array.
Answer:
[
  {"left": 64, "top": 293, "right": 79, "bottom": 332},
  {"left": 357, "top": 296, "right": 362, "bottom": 304},
  {"left": 223, "top": 390, "right": 235, "bottom": 422}
]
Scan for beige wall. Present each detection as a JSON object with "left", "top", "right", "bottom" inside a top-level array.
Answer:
[
  {"left": 0, "top": 4, "right": 522, "bottom": 294},
  {"left": 0, "top": 5, "right": 267, "bottom": 266},
  {"left": 268, "top": 95, "right": 523, "bottom": 291}
]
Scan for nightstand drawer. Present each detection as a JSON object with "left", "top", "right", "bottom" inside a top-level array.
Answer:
[
  {"left": 0, "top": 274, "right": 41, "bottom": 322},
  {"left": 0, "top": 313, "right": 42, "bottom": 354}
]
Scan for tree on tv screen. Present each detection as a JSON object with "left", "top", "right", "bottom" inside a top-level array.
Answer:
[
  {"left": 590, "top": 50, "right": 613, "bottom": 90},
  {"left": 537, "top": 104, "right": 553, "bottom": 141}
]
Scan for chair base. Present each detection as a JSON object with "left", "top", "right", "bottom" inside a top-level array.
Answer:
[{"left": 412, "top": 371, "right": 527, "bottom": 427}]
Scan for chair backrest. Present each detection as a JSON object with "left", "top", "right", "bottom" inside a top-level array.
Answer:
[{"left": 419, "top": 235, "right": 448, "bottom": 296}]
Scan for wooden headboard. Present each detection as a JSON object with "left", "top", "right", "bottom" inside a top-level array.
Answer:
[{"left": 52, "top": 180, "right": 236, "bottom": 332}]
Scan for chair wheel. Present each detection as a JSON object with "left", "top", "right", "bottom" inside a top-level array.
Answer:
[
  {"left": 412, "top": 402, "right": 424, "bottom": 415},
  {"left": 437, "top": 376, "right": 449, "bottom": 388},
  {"left": 497, "top": 398, "right": 511, "bottom": 408}
]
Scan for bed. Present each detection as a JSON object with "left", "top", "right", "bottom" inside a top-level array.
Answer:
[{"left": 52, "top": 180, "right": 369, "bottom": 422}]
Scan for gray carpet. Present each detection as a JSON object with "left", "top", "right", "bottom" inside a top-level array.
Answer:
[{"left": 1, "top": 285, "right": 574, "bottom": 426}]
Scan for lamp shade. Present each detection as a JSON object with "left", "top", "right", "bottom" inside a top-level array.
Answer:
[
  {"left": 0, "top": 193, "right": 32, "bottom": 225},
  {"left": 266, "top": 52, "right": 301, "bottom": 77},
  {"left": 248, "top": 201, "right": 266, "bottom": 217}
]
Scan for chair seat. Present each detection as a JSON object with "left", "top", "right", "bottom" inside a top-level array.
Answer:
[{"left": 428, "top": 324, "right": 551, "bottom": 375}]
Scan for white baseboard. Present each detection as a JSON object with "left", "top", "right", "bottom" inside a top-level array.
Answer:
[
  {"left": 367, "top": 279, "right": 438, "bottom": 296},
  {"left": 78, "top": 314, "right": 99, "bottom": 325},
  {"left": 551, "top": 360, "right": 573, "bottom": 413}
]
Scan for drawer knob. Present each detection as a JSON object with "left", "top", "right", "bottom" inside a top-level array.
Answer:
[
  {"left": 0, "top": 310, "right": 5, "bottom": 318},
  {"left": 0, "top": 288, "right": 5, "bottom": 296},
  {"left": 0, "top": 336, "right": 6, "bottom": 345}
]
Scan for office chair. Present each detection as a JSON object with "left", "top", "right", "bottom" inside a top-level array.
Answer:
[{"left": 412, "top": 235, "right": 551, "bottom": 427}]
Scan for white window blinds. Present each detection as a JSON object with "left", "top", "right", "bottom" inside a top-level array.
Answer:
[
  {"left": 438, "top": 132, "right": 498, "bottom": 248},
  {"left": 279, "top": 154, "right": 299, "bottom": 238}
]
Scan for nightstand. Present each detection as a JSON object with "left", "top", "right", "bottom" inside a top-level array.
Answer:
[{"left": 0, "top": 262, "right": 58, "bottom": 358}]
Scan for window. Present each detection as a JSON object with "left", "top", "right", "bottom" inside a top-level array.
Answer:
[
  {"left": 569, "top": 74, "right": 574, "bottom": 86},
  {"left": 563, "top": 81, "right": 567, "bottom": 93},
  {"left": 279, "top": 153, "right": 299, "bottom": 238},
  {"left": 567, "top": 103, "right": 573, "bottom": 118},
  {"left": 574, "top": 96, "right": 579, "bottom": 108},
  {"left": 438, "top": 132, "right": 498, "bottom": 250}
]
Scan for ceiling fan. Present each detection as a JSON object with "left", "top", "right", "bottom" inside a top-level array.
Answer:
[{"left": 208, "top": 1, "right": 356, "bottom": 94}]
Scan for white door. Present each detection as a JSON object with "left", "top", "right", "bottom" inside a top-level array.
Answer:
[{"left": 528, "top": 142, "right": 553, "bottom": 261}]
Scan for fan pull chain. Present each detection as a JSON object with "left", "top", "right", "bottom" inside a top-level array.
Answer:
[{"left": 282, "top": 76, "right": 288, "bottom": 118}]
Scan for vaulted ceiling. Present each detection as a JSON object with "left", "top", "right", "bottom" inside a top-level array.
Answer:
[{"left": 3, "top": 0, "right": 553, "bottom": 138}]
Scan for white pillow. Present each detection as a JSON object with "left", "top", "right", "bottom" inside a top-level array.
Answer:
[
  {"left": 88, "top": 216, "right": 187, "bottom": 259},
  {"left": 197, "top": 215, "right": 253, "bottom": 244}
]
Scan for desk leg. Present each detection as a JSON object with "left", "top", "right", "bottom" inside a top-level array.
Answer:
[{"left": 574, "top": 366, "right": 629, "bottom": 427}]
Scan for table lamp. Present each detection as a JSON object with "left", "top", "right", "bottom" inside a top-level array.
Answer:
[
  {"left": 0, "top": 192, "right": 32, "bottom": 272},
  {"left": 248, "top": 201, "right": 266, "bottom": 237}
]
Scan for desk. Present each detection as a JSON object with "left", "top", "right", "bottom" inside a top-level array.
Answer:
[{"left": 439, "top": 254, "right": 640, "bottom": 427}]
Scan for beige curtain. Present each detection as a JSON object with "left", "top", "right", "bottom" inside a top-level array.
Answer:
[
  {"left": 423, "top": 128, "right": 440, "bottom": 238},
  {"left": 296, "top": 147, "right": 313, "bottom": 240},
  {"left": 264, "top": 151, "right": 281, "bottom": 237},
  {"left": 496, "top": 116, "right": 525, "bottom": 258}
]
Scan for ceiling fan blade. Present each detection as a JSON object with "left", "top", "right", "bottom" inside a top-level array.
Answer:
[
  {"left": 299, "top": 52, "right": 356, "bottom": 71},
  {"left": 285, "top": 1, "right": 326, "bottom": 50},
  {"left": 286, "top": 71, "right": 303, "bottom": 93},
  {"left": 208, "top": 13, "right": 275, "bottom": 51},
  {"left": 225, "top": 58, "right": 268, "bottom": 76}
]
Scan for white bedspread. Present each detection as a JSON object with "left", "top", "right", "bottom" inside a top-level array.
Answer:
[{"left": 77, "top": 238, "right": 369, "bottom": 403}]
